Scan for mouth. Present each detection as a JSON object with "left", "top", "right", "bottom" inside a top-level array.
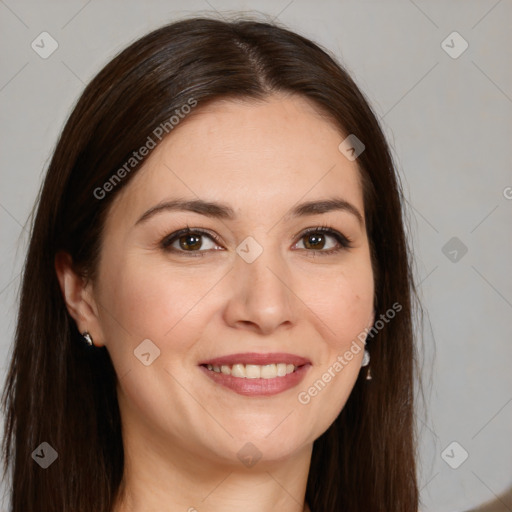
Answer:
[{"left": 198, "top": 352, "right": 311, "bottom": 396}]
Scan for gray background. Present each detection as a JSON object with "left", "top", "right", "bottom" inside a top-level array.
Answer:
[{"left": 0, "top": 1, "right": 511, "bottom": 511}]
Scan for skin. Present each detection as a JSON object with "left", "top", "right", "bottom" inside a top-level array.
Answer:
[{"left": 56, "top": 94, "right": 375, "bottom": 512}]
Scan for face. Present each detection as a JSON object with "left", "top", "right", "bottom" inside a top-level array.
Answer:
[{"left": 86, "top": 95, "right": 374, "bottom": 467}]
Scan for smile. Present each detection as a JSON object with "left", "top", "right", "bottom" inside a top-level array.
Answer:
[{"left": 198, "top": 352, "right": 311, "bottom": 396}]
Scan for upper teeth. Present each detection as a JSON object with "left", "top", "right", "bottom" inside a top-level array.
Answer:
[{"left": 206, "top": 363, "right": 296, "bottom": 379}]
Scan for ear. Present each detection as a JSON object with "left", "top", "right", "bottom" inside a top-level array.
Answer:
[{"left": 54, "top": 251, "right": 105, "bottom": 347}]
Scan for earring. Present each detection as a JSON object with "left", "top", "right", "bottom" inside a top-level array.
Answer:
[
  {"left": 82, "top": 331, "right": 93, "bottom": 346},
  {"left": 361, "top": 349, "right": 372, "bottom": 380}
]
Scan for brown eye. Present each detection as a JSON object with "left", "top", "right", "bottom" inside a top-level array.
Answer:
[
  {"left": 161, "top": 228, "right": 222, "bottom": 256},
  {"left": 295, "top": 227, "right": 353, "bottom": 255},
  {"left": 303, "top": 232, "right": 327, "bottom": 250},
  {"left": 177, "top": 233, "right": 203, "bottom": 251}
]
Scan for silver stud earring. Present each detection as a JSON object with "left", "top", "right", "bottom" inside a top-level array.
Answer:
[
  {"left": 82, "top": 331, "right": 93, "bottom": 346},
  {"left": 361, "top": 349, "right": 372, "bottom": 380}
]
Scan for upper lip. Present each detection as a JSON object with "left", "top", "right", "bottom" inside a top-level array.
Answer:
[{"left": 198, "top": 352, "right": 311, "bottom": 367}]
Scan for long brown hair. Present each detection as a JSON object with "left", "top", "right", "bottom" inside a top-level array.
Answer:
[{"left": 1, "top": 17, "right": 420, "bottom": 511}]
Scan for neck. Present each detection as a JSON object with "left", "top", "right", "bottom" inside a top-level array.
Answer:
[{"left": 113, "top": 425, "right": 313, "bottom": 512}]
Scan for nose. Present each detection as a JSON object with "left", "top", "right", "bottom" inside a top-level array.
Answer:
[{"left": 222, "top": 242, "right": 297, "bottom": 335}]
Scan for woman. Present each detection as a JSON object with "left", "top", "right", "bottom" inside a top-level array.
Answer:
[{"left": 1, "top": 17, "right": 420, "bottom": 512}]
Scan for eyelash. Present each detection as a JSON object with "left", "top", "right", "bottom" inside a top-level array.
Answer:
[{"left": 160, "top": 225, "right": 353, "bottom": 258}]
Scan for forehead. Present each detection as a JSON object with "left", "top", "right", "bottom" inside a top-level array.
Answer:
[{"left": 108, "top": 95, "right": 364, "bottom": 226}]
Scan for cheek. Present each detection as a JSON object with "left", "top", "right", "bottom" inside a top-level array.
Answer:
[
  {"left": 293, "top": 255, "right": 373, "bottom": 419},
  {"left": 100, "top": 262, "right": 173, "bottom": 338},
  {"left": 304, "top": 261, "right": 374, "bottom": 351},
  {"left": 96, "top": 257, "right": 224, "bottom": 356}
]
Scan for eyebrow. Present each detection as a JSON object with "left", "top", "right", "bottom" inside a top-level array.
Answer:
[{"left": 135, "top": 197, "right": 364, "bottom": 227}]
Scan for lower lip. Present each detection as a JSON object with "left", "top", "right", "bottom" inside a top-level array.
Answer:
[{"left": 199, "top": 364, "right": 311, "bottom": 396}]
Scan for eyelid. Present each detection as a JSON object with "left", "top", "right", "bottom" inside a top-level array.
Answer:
[
  {"left": 160, "top": 227, "right": 223, "bottom": 252},
  {"left": 293, "top": 225, "right": 353, "bottom": 251}
]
